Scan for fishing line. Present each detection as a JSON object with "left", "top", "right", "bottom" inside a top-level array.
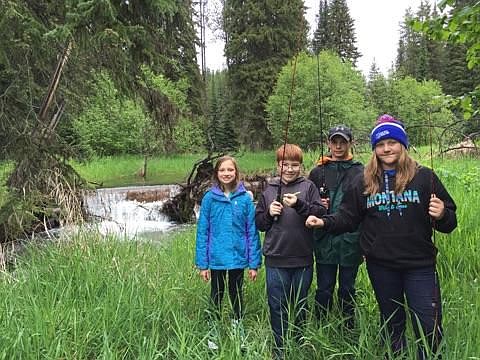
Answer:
[
  {"left": 428, "top": 108, "right": 441, "bottom": 354},
  {"left": 316, "top": 51, "right": 328, "bottom": 199},
  {"left": 274, "top": 54, "right": 299, "bottom": 221}
]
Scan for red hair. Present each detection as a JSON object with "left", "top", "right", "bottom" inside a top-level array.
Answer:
[{"left": 276, "top": 144, "right": 303, "bottom": 163}]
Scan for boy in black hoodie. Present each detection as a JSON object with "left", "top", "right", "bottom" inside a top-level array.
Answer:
[{"left": 256, "top": 144, "right": 325, "bottom": 359}]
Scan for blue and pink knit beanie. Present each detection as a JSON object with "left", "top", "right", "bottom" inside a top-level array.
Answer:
[{"left": 370, "top": 114, "right": 409, "bottom": 149}]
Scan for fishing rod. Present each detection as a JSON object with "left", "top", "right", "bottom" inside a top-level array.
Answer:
[
  {"left": 316, "top": 51, "right": 328, "bottom": 199},
  {"left": 274, "top": 54, "right": 299, "bottom": 222},
  {"left": 427, "top": 108, "right": 441, "bottom": 354}
]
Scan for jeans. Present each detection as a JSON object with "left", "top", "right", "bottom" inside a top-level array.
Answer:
[
  {"left": 315, "top": 264, "right": 359, "bottom": 325},
  {"left": 210, "top": 269, "right": 244, "bottom": 320},
  {"left": 367, "top": 262, "right": 443, "bottom": 360},
  {"left": 266, "top": 265, "right": 313, "bottom": 350}
]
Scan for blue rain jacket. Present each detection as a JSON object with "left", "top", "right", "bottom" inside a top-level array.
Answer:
[{"left": 195, "top": 183, "right": 262, "bottom": 270}]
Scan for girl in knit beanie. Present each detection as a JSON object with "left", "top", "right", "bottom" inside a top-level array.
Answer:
[{"left": 306, "top": 114, "right": 457, "bottom": 359}]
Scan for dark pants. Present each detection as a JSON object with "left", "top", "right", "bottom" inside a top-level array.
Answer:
[
  {"left": 367, "top": 262, "right": 443, "bottom": 359},
  {"left": 210, "top": 269, "right": 244, "bottom": 320},
  {"left": 266, "top": 265, "right": 313, "bottom": 351},
  {"left": 315, "top": 263, "right": 359, "bottom": 325}
]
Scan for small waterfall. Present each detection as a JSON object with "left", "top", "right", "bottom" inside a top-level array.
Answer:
[{"left": 83, "top": 185, "right": 181, "bottom": 238}]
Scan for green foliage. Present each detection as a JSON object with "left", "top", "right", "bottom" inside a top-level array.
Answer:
[
  {"left": 139, "top": 64, "right": 203, "bottom": 154},
  {"left": 140, "top": 65, "right": 189, "bottom": 113},
  {"left": 312, "top": 0, "right": 360, "bottom": 65},
  {"left": 0, "top": 163, "right": 479, "bottom": 359},
  {"left": 396, "top": 3, "right": 444, "bottom": 82},
  {"left": 173, "top": 116, "right": 206, "bottom": 154},
  {"left": 409, "top": 0, "right": 480, "bottom": 120},
  {"left": 267, "top": 52, "right": 375, "bottom": 148},
  {"left": 386, "top": 77, "right": 454, "bottom": 145},
  {"left": 412, "top": 0, "right": 480, "bottom": 69},
  {"left": 367, "top": 73, "right": 455, "bottom": 146},
  {"left": 435, "top": 166, "right": 480, "bottom": 192},
  {"left": 223, "top": 0, "right": 308, "bottom": 149},
  {"left": 205, "top": 70, "right": 239, "bottom": 153},
  {"left": 73, "top": 72, "right": 149, "bottom": 157}
]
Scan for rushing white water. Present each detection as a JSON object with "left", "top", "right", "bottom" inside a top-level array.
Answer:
[{"left": 83, "top": 185, "right": 181, "bottom": 238}]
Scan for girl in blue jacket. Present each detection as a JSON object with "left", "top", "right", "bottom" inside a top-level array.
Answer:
[{"left": 195, "top": 156, "right": 261, "bottom": 348}]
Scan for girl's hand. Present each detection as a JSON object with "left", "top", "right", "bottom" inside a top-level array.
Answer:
[
  {"left": 199, "top": 269, "right": 210, "bottom": 282},
  {"left": 269, "top": 200, "right": 283, "bottom": 217},
  {"left": 248, "top": 269, "right": 258, "bottom": 281},
  {"left": 305, "top": 215, "right": 324, "bottom": 228},
  {"left": 429, "top": 194, "right": 445, "bottom": 220}
]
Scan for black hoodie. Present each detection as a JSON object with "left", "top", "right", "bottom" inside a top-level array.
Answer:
[
  {"left": 255, "top": 176, "right": 326, "bottom": 267},
  {"left": 322, "top": 166, "right": 457, "bottom": 269}
]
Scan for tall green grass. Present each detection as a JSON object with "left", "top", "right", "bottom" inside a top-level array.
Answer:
[{"left": 0, "top": 158, "right": 478, "bottom": 358}]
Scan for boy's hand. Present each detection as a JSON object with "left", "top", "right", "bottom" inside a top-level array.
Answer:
[
  {"left": 269, "top": 200, "right": 283, "bottom": 217},
  {"left": 305, "top": 215, "right": 324, "bottom": 228},
  {"left": 199, "top": 269, "right": 210, "bottom": 282},
  {"left": 248, "top": 269, "right": 258, "bottom": 281},
  {"left": 282, "top": 192, "right": 299, "bottom": 207},
  {"left": 429, "top": 194, "right": 445, "bottom": 220},
  {"left": 320, "top": 197, "right": 330, "bottom": 210}
]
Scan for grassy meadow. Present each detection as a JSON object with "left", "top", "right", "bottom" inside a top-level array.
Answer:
[
  {"left": 73, "top": 152, "right": 277, "bottom": 188},
  {"left": 0, "top": 153, "right": 478, "bottom": 358}
]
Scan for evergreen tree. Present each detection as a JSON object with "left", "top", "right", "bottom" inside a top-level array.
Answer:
[
  {"left": 367, "top": 61, "right": 389, "bottom": 114},
  {"left": 223, "top": 0, "right": 308, "bottom": 149},
  {"left": 327, "top": 0, "right": 361, "bottom": 65},
  {"left": 426, "top": 3, "right": 447, "bottom": 84},
  {"left": 441, "top": 0, "right": 480, "bottom": 97},
  {"left": 396, "top": 7, "right": 425, "bottom": 79},
  {"left": 205, "top": 70, "right": 239, "bottom": 153},
  {"left": 312, "top": 0, "right": 329, "bottom": 54}
]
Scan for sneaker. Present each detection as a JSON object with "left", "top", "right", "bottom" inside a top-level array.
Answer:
[{"left": 207, "top": 320, "right": 219, "bottom": 351}]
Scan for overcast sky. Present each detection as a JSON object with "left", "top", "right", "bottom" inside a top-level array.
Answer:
[{"left": 203, "top": 0, "right": 425, "bottom": 76}]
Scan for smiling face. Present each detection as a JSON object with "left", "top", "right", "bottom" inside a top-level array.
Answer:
[
  {"left": 328, "top": 135, "right": 351, "bottom": 160},
  {"left": 216, "top": 159, "right": 238, "bottom": 190},
  {"left": 374, "top": 138, "right": 402, "bottom": 170},
  {"left": 277, "top": 160, "right": 302, "bottom": 184}
]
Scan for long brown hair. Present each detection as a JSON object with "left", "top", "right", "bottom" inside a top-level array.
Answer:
[
  {"left": 364, "top": 146, "right": 418, "bottom": 195},
  {"left": 213, "top": 156, "right": 240, "bottom": 191}
]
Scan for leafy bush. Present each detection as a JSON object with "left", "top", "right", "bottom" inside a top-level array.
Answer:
[
  {"left": 73, "top": 72, "right": 149, "bottom": 157},
  {"left": 173, "top": 116, "right": 206, "bottom": 153},
  {"left": 267, "top": 51, "right": 376, "bottom": 148}
]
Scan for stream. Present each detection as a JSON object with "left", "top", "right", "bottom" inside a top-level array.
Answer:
[{"left": 83, "top": 184, "right": 182, "bottom": 239}]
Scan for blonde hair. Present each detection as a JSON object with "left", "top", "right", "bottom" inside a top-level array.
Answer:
[
  {"left": 213, "top": 156, "right": 240, "bottom": 191},
  {"left": 364, "top": 146, "right": 418, "bottom": 195}
]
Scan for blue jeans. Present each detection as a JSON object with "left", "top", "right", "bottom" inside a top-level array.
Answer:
[
  {"left": 315, "top": 263, "right": 359, "bottom": 323},
  {"left": 266, "top": 265, "right": 313, "bottom": 350},
  {"left": 367, "top": 262, "right": 443, "bottom": 359}
]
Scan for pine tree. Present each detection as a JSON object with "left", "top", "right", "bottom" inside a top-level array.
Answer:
[
  {"left": 367, "top": 61, "right": 390, "bottom": 114},
  {"left": 441, "top": 0, "right": 480, "bottom": 96},
  {"left": 223, "top": 0, "right": 307, "bottom": 149},
  {"left": 312, "top": 0, "right": 329, "bottom": 54},
  {"left": 326, "top": 0, "right": 361, "bottom": 65},
  {"left": 205, "top": 70, "right": 239, "bottom": 153},
  {"left": 396, "top": 7, "right": 425, "bottom": 79},
  {"left": 426, "top": 3, "right": 447, "bottom": 84}
]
